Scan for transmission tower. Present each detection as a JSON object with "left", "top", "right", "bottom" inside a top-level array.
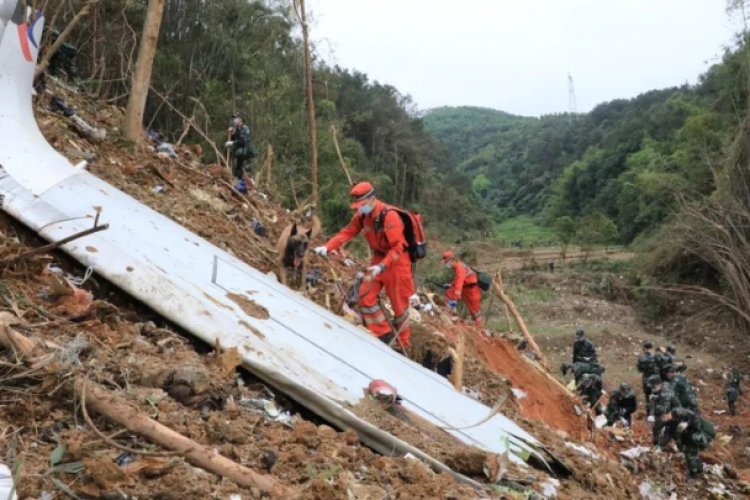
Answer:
[{"left": 567, "top": 73, "right": 577, "bottom": 115}]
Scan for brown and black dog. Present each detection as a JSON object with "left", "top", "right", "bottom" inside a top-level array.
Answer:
[{"left": 276, "top": 215, "right": 321, "bottom": 289}]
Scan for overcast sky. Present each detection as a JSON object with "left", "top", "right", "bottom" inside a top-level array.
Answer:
[{"left": 311, "top": 0, "right": 743, "bottom": 116}]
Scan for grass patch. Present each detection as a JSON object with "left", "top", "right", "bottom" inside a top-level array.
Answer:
[{"left": 493, "top": 215, "right": 555, "bottom": 247}]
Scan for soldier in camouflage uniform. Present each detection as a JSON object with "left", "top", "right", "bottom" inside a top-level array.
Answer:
[
  {"left": 658, "top": 345, "right": 676, "bottom": 379},
  {"left": 726, "top": 367, "right": 742, "bottom": 416},
  {"left": 649, "top": 375, "right": 680, "bottom": 447},
  {"left": 667, "top": 407, "right": 715, "bottom": 479},
  {"left": 225, "top": 113, "right": 255, "bottom": 193},
  {"left": 572, "top": 328, "right": 597, "bottom": 363},
  {"left": 561, "top": 361, "right": 605, "bottom": 386},
  {"left": 637, "top": 341, "right": 661, "bottom": 409},
  {"left": 605, "top": 382, "right": 637, "bottom": 426},
  {"left": 578, "top": 373, "right": 604, "bottom": 414},
  {"left": 664, "top": 364, "right": 699, "bottom": 413}
]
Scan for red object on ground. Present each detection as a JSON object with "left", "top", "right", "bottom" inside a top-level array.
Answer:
[{"left": 368, "top": 379, "right": 398, "bottom": 404}]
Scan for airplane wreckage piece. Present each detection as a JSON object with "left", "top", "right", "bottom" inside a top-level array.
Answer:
[{"left": 0, "top": 6, "right": 568, "bottom": 485}]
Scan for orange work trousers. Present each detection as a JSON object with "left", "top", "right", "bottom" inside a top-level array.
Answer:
[
  {"left": 462, "top": 284, "right": 482, "bottom": 326},
  {"left": 357, "top": 259, "right": 415, "bottom": 347}
]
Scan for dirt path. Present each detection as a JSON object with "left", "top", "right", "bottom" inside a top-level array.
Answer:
[{"left": 477, "top": 246, "right": 634, "bottom": 272}]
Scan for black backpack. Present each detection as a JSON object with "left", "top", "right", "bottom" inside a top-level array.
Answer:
[{"left": 470, "top": 267, "right": 493, "bottom": 291}]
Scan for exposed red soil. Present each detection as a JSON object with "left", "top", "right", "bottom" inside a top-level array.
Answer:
[{"left": 470, "top": 332, "right": 587, "bottom": 440}]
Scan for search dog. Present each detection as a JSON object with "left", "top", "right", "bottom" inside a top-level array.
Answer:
[{"left": 276, "top": 215, "right": 321, "bottom": 289}]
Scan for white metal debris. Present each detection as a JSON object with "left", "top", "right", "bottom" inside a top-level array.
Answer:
[
  {"left": 564, "top": 442, "right": 600, "bottom": 460},
  {"left": 0, "top": 463, "right": 15, "bottom": 500}
]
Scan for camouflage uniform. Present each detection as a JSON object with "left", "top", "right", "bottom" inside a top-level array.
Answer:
[
  {"left": 637, "top": 350, "right": 660, "bottom": 405},
  {"left": 669, "top": 372, "right": 699, "bottom": 413},
  {"left": 726, "top": 367, "right": 742, "bottom": 416},
  {"left": 605, "top": 384, "right": 637, "bottom": 426},
  {"left": 656, "top": 346, "right": 676, "bottom": 379},
  {"left": 230, "top": 124, "right": 254, "bottom": 180},
  {"left": 671, "top": 408, "right": 715, "bottom": 478},
  {"left": 573, "top": 335, "right": 597, "bottom": 364},
  {"left": 649, "top": 377, "right": 680, "bottom": 447},
  {"left": 562, "top": 361, "right": 605, "bottom": 385},
  {"left": 578, "top": 373, "right": 604, "bottom": 414}
]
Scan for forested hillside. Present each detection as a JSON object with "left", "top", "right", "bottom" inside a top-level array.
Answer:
[{"left": 424, "top": 47, "right": 742, "bottom": 243}]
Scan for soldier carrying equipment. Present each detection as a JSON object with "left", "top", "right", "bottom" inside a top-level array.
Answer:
[{"left": 668, "top": 407, "right": 715, "bottom": 479}]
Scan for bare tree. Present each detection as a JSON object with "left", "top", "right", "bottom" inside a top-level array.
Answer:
[
  {"left": 293, "top": 0, "right": 318, "bottom": 209},
  {"left": 124, "top": 0, "right": 165, "bottom": 141}
]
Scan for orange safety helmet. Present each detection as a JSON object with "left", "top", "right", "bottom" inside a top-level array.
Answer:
[
  {"left": 441, "top": 250, "right": 455, "bottom": 262},
  {"left": 350, "top": 181, "right": 376, "bottom": 209}
]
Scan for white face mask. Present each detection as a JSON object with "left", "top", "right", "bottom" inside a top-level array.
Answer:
[
  {"left": 232, "top": 118, "right": 241, "bottom": 127},
  {"left": 443, "top": 262, "right": 452, "bottom": 269},
  {"left": 358, "top": 204, "right": 373, "bottom": 215}
]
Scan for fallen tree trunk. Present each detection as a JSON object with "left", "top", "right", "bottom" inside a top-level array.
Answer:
[
  {"left": 0, "top": 324, "right": 298, "bottom": 498},
  {"left": 450, "top": 327, "right": 465, "bottom": 390},
  {"left": 491, "top": 273, "right": 549, "bottom": 369},
  {"left": 74, "top": 378, "right": 297, "bottom": 498}
]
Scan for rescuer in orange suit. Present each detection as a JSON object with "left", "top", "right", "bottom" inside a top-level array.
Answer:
[
  {"left": 314, "top": 182, "right": 416, "bottom": 350},
  {"left": 441, "top": 250, "right": 482, "bottom": 327}
]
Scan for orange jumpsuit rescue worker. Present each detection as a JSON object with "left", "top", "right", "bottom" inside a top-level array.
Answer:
[
  {"left": 314, "top": 182, "right": 416, "bottom": 350},
  {"left": 441, "top": 250, "right": 482, "bottom": 327}
]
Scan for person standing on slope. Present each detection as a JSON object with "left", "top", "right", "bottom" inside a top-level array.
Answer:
[
  {"left": 314, "top": 182, "right": 416, "bottom": 351},
  {"left": 225, "top": 113, "right": 255, "bottom": 193},
  {"left": 441, "top": 250, "right": 482, "bottom": 327}
]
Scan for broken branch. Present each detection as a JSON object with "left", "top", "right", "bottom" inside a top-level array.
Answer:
[
  {"left": 0, "top": 223, "right": 109, "bottom": 268},
  {"left": 491, "top": 273, "right": 549, "bottom": 369},
  {"left": 35, "top": 0, "right": 99, "bottom": 77},
  {"left": 331, "top": 125, "right": 353, "bottom": 186}
]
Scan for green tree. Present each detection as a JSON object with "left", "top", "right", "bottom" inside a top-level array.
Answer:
[{"left": 553, "top": 216, "right": 578, "bottom": 260}]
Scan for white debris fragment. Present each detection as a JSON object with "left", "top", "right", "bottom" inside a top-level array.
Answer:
[
  {"left": 638, "top": 481, "right": 660, "bottom": 500},
  {"left": 713, "top": 409, "right": 727, "bottom": 415},
  {"left": 708, "top": 483, "right": 729, "bottom": 496},
  {"left": 0, "top": 463, "right": 15, "bottom": 500},
  {"left": 594, "top": 414, "right": 608, "bottom": 429},
  {"left": 564, "top": 441, "right": 600, "bottom": 460},
  {"left": 461, "top": 387, "right": 481, "bottom": 400},
  {"left": 229, "top": 495, "right": 242, "bottom": 500},
  {"left": 540, "top": 477, "right": 559, "bottom": 498},
  {"left": 238, "top": 398, "right": 292, "bottom": 426},
  {"left": 511, "top": 388, "right": 527, "bottom": 400},
  {"left": 403, "top": 453, "right": 418, "bottom": 460},
  {"left": 621, "top": 446, "right": 650, "bottom": 460}
]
